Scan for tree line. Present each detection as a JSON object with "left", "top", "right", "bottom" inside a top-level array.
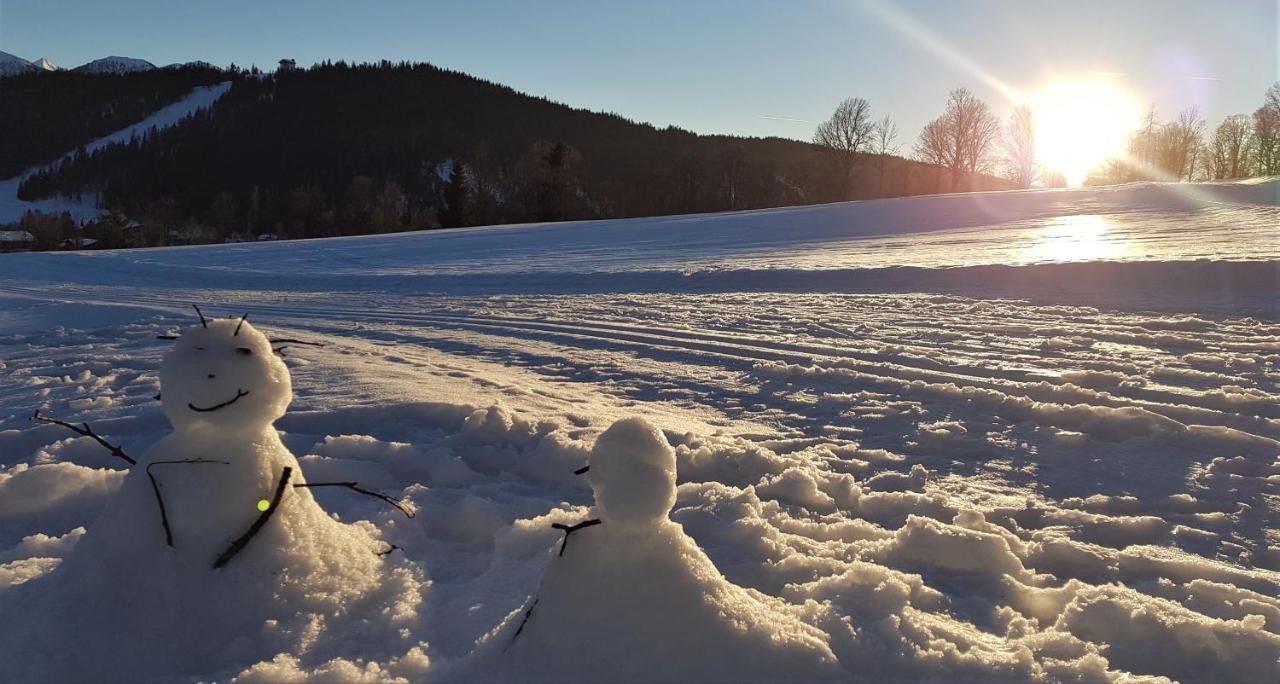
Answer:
[
  {"left": 10, "top": 60, "right": 1008, "bottom": 248},
  {"left": 1087, "top": 84, "right": 1280, "bottom": 184},
  {"left": 0, "top": 65, "right": 227, "bottom": 178},
  {"left": 813, "top": 82, "right": 1280, "bottom": 191}
]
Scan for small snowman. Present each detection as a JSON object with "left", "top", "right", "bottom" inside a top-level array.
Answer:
[
  {"left": 463, "top": 417, "right": 843, "bottom": 682},
  {"left": 1, "top": 312, "right": 424, "bottom": 681}
]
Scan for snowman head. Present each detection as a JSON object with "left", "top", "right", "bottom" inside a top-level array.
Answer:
[
  {"left": 159, "top": 315, "right": 292, "bottom": 433},
  {"left": 587, "top": 417, "right": 676, "bottom": 531}
]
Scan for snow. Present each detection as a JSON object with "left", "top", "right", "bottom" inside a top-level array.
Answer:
[
  {"left": 33, "top": 57, "right": 59, "bottom": 71},
  {"left": 0, "top": 177, "right": 1278, "bottom": 681},
  {"left": 0, "top": 230, "right": 34, "bottom": 243},
  {"left": 0, "top": 318, "right": 425, "bottom": 681},
  {"left": 0, "top": 81, "right": 232, "bottom": 224},
  {"left": 0, "top": 50, "right": 36, "bottom": 76},
  {"left": 72, "top": 55, "right": 156, "bottom": 74}
]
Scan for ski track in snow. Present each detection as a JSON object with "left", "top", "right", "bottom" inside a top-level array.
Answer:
[
  {"left": 2, "top": 282, "right": 1279, "bottom": 681},
  {"left": 1, "top": 177, "right": 1279, "bottom": 680}
]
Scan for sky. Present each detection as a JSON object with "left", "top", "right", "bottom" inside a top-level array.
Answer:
[{"left": 1, "top": 0, "right": 1276, "bottom": 145}]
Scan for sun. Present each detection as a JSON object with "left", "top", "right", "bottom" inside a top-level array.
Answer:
[{"left": 1030, "top": 77, "right": 1141, "bottom": 186}]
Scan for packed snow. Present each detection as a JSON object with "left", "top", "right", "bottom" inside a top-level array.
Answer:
[{"left": 0, "top": 177, "right": 1278, "bottom": 682}]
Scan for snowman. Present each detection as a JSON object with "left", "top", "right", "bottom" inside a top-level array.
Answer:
[
  {"left": 460, "top": 417, "right": 843, "bottom": 682},
  {"left": 0, "top": 311, "right": 425, "bottom": 681}
]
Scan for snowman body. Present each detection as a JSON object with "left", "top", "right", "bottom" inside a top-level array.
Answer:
[
  {"left": 0, "top": 318, "right": 422, "bottom": 681},
  {"left": 471, "top": 417, "right": 842, "bottom": 682}
]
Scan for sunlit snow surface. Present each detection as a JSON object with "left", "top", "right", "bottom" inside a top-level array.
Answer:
[{"left": 1, "top": 179, "right": 1279, "bottom": 681}]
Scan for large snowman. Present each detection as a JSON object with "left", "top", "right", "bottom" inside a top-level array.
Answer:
[
  {"left": 460, "top": 417, "right": 844, "bottom": 682},
  {"left": 0, "top": 316, "right": 425, "bottom": 681}
]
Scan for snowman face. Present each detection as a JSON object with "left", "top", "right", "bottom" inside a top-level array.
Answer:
[{"left": 159, "top": 318, "right": 292, "bottom": 432}]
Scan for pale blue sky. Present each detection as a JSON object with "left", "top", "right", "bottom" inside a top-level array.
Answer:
[{"left": 2, "top": 0, "right": 1275, "bottom": 143}]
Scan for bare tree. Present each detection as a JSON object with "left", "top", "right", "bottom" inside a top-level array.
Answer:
[
  {"left": 1207, "top": 114, "right": 1254, "bottom": 179},
  {"left": 914, "top": 117, "right": 951, "bottom": 192},
  {"left": 813, "top": 97, "right": 876, "bottom": 199},
  {"left": 1253, "top": 82, "right": 1280, "bottom": 176},
  {"left": 913, "top": 88, "right": 1001, "bottom": 191},
  {"left": 1158, "top": 107, "right": 1205, "bottom": 181},
  {"left": 1004, "top": 105, "right": 1036, "bottom": 189},
  {"left": 869, "top": 115, "right": 901, "bottom": 196}
]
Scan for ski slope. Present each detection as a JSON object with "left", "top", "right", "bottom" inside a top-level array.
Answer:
[
  {"left": 1, "top": 180, "right": 1279, "bottom": 682},
  {"left": 0, "top": 81, "right": 231, "bottom": 224}
]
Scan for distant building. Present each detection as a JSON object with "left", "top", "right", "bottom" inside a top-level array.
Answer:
[
  {"left": 0, "top": 230, "right": 35, "bottom": 252},
  {"left": 278, "top": 58, "right": 296, "bottom": 72},
  {"left": 57, "top": 237, "right": 98, "bottom": 250}
]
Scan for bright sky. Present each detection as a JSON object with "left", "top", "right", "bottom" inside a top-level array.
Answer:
[{"left": 2, "top": 0, "right": 1276, "bottom": 146}]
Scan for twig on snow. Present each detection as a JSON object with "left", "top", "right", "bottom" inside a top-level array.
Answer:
[
  {"left": 293, "top": 481, "right": 415, "bottom": 518},
  {"left": 214, "top": 466, "right": 292, "bottom": 569},
  {"left": 507, "top": 598, "right": 539, "bottom": 648},
  {"left": 31, "top": 410, "right": 136, "bottom": 466},
  {"left": 551, "top": 518, "right": 601, "bottom": 557},
  {"left": 145, "top": 459, "right": 230, "bottom": 546}
]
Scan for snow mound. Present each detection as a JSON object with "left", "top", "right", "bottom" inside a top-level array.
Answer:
[
  {"left": 459, "top": 417, "right": 843, "bottom": 682},
  {"left": 0, "top": 318, "right": 427, "bottom": 681}
]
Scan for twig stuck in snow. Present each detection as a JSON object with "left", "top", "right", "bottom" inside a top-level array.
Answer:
[
  {"left": 293, "top": 481, "right": 416, "bottom": 518},
  {"left": 192, "top": 304, "right": 208, "bottom": 328},
  {"left": 31, "top": 410, "right": 136, "bottom": 466},
  {"left": 507, "top": 597, "right": 540, "bottom": 648},
  {"left": 268, "top": 338, "right": 324, "bottom": 346},
  {"left": 145, "top": 459, "right": 230, "bottom": 546},
  {"left": 551, "top": 518, "right": 601, "bottom": 557},
  {"left": 214, "top": 466, "right": 292, "bottom": 569}
]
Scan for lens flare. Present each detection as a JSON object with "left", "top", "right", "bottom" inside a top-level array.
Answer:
[{"left": 1031, "top": 77, "right": 1141, "bottom": 186}]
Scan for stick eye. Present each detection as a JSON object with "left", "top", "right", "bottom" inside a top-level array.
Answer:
[{"left": 236, "top": 347, "right": 253, "bottom": 356}]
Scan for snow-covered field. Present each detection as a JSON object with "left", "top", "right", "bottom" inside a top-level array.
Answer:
[{"left": 1, "top": 179, "right": 1279, "bottom": 682}]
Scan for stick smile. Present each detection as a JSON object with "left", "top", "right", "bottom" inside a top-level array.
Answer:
[{"left": 189, "top": 389, "right": 250, "bottom": 412}]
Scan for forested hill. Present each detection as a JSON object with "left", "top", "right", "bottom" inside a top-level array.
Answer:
[
  {"left": 0, "top": 65, "right": 227, "bottom": 178},
  {"left": 12, "top": 61, "right": 1009, "bottom": 245}
]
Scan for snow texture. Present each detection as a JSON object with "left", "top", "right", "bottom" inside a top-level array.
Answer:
[
  {"left": 0, "top": 319, "right": 425, "bottom": 681},
  {"left": 0, "top": 172, "right": 1278, "bottom": 681}
]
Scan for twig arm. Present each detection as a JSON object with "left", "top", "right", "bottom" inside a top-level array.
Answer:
[
  {"left": 293, "top": 481, "right": 415, "bottom": 518},
  {"left": 214, "top": 466, "right": 292, "bottom": 569},
  {"left": 31, "top": 410, "right": 136, "bottom": 466},
  {"left": 145, "top": 459, "right": 230, "bottom": 547},
  {"left": 551, "top": 518, "right": 601, "bottom": 556}
]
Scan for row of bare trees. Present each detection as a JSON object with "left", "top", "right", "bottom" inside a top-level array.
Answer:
[
  {"left": 1088, "top": 85, "right": 1280, "bottom": 185},
  {"left": 814, "top": 82, "right": 1280, "bottom": 192}
]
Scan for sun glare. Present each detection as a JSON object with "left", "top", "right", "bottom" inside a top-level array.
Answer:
[{"left": 1031, "top": 77, "right": 1141, "bottom": 186}]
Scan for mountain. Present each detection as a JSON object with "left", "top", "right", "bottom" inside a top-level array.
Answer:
[
  {"left": 34, "top": 57, "right": 60, "bottom": 71},
  {"left": 11, "top": 60, "right": 1012, "bottom": 242},
  {"left": 0, "top": 50, "right": 36, "bottom": 76},
  {"left": 0, "top": 64, "right": 228, "bottom": 178},
  {"left": 163, "top": 60, "right": 220, "bottom": 71},
  {"left": 73, "top": 56, "right": 156, "bottom": 74}
]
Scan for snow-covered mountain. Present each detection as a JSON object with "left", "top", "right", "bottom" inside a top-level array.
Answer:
[
  {"left": 33, "top": 57, "right": 59, "bottom": 71},
  {"left": 72, "top": 55, "right": 156, "bottom": 74},
  {"left": 0, "top": 50, "right": 37, "bottom": 76},
  {"left": 163, "top": 60, "right": 219, "bottom": 71}
]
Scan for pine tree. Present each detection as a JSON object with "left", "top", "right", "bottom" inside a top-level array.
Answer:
[{"left": 439, "top": 160, "right": 472, "bottom": 228}]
